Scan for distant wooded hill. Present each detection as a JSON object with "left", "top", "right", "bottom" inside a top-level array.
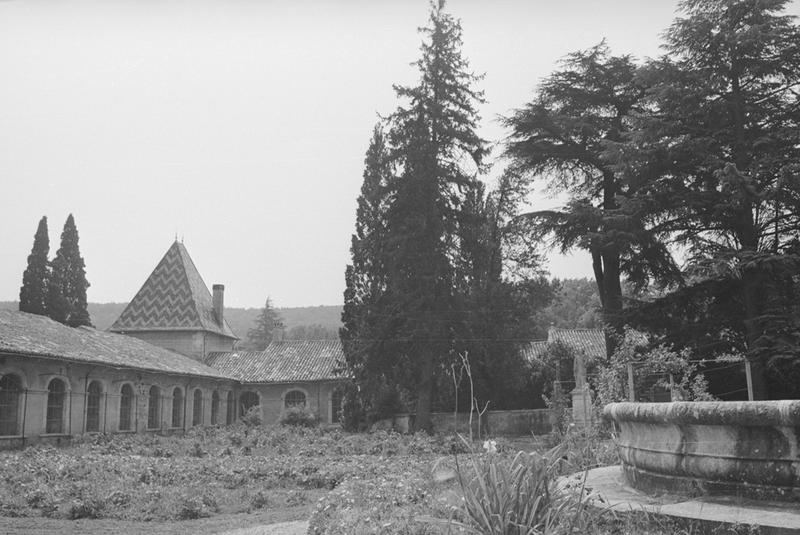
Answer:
[
  {"left": 0, "top": 277, "right": 600, "bottom": 342},
  {"left": 0, "top": 301, "right": 343, "bottom": 339}
]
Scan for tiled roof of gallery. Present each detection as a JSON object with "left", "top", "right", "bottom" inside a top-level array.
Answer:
[
  {"left": 0, "top": 310, "right": 230, "bottom": 378},
  {"left": 207, "top": 340, "right": 346, "bottom": 383}
]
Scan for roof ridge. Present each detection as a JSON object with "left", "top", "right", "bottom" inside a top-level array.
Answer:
[{"left": 174, "top": 242, "right": 206, "bottom": 333}]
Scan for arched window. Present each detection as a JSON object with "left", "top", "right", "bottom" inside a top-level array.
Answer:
[
  {"left": 172, "top": 387, "right": 183, "bottom": 428},
  {"left": 46, "top": 378, "right": 66, "bottom": 434},
  {"left": 226, "top": 391, "right": 235, "bottom": 425},
  {"left": 284, "top": 390, "right": 306, "bottom": 409},
  {"left": 239, "top": 391, "right": 259, "bottom": 417},
  {"left": 331, "top": 388, "right": 345, "bottom": 424},
  {"left": 119, "top": 384, "right": 134, "bottom": 431},
  {"left": 211, "top": 391, "right": 220, "bottom": 425},
  {"left": 0, "top": 374, "right": 23, "bottom": 436},
  {"left": 147, "top": 386, "right": 160, "bottom": 429},
  {"left": 85, "top": 381, "right": 102, "bottom": 432},
  {"left": 192, "top": 389, "right": 203, "bottom": 426}
]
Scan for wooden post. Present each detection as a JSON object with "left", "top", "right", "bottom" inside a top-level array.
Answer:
[
  {"left": 627, "top": 363, "right": 635, "bottom": 402},
  {"left": 745, "top": 360, "right": 754, "bottom": 401},
  {"left": 669, "top": 374, "right": 675, "bottom": 401}
]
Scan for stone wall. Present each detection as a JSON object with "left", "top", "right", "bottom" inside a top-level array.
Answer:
[
  {"left": 0, "top": 354, "right": 237, "bottom": 448},
  {"left": 242, "top": 381, "right": 343, "bottom": 425},
  {"left": 124, "top": 330, "right": 206, "bottom": 361},
  {"left": 123, "top": 330, "right": 235, "bottom": 362},
  {"left": 374, "top": 409, "right": 554, "bottom": 436}
]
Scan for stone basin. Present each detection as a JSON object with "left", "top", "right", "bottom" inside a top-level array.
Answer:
[{"left": 604, "top": 401, "right": 800, "bottom": 502}]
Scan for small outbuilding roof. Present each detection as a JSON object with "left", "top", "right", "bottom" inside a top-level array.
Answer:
[
  {"left": 521, "top": 340, "right": 549, "bottom": 362},
  {"left": 0, "top": 310, "right": 231, "bottom": 379},
  {"left": 109, "top": 241, "right": 237, "bottom": 339},
  {"left": 522, "top": 328, "right": 610, "bottom": 365},
  {"left": 548, "top": 328, "right": 607, "bottom": 360},
  {"left": 207, "top": 340, "right": 346, "bottom": 383}
]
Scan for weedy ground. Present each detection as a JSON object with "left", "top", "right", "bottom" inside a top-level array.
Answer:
[{"left": 0, "top": 425, "right": 751, "bottom": 534}]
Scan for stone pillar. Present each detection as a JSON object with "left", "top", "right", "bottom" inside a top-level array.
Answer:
[
  {"left": 571, "top": 386, "right": 592, "bottom": 428},
  {"left": 571, "top": 349, "right": 592, "bottom": 428}
]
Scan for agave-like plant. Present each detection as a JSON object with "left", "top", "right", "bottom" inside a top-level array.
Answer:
[{"left": 440, "top": 442, "right": 592, "bottom": 535}]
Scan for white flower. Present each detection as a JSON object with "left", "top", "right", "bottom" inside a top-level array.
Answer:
[{"left": 482, "top": 439, "right": 497, "bottom": 454}]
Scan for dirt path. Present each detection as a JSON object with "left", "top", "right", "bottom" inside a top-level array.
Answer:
[
  {"left": 218, "top": 520, "right": 308, "bottom": 535},
  {"left": 0, "top": 510, "right": 311, "bottom": 535}
]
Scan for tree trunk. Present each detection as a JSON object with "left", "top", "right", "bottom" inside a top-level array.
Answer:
[
  {"left": 593, "top": 245, "right": 623, "bottom": 360},
  {"left": 742, "top": 270, "right": 769, "bottom": 400},
  {"left": 414, "top": 350, "right": 435, "bottom": 433}
]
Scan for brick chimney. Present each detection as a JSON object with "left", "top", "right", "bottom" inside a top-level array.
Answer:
[{"left": 212, "top": 284, "right": 225, "bottom": 326}]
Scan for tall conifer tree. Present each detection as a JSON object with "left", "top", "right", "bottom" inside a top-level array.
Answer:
[
  {"left": 386, "top": 0, "right": 487, "bottom": 432},
  {"left": 341, "top": 126, "right": 394, "bottom": 409},
  {"left": 48, "top": 214, "right": 92, "bottom": 327},
  {"left": 342, "top": 1, "right": 487, "bottom": 432},
  {"left": 625, "top": 0, "right": 800, "bottom": 398},
  {"left": 19, "top": 216, "right": 50, "bottom": 316}
]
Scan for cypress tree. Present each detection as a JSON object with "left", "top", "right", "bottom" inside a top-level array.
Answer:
[
  {"left": 48, "top": 214, "right": 92, "bottom": 327},
  {"left": 341, "top": 126, "right": 396, "bottom": 419},
  {"left": 247, "top": 297, "right": 283, "bottom": 350},
  {"left": 19, "top": 216, "right": 50, "bottom": 316}
]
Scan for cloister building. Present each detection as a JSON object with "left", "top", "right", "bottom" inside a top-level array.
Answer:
[{"left": 0, "top": 241, "right": 346, "bottom": 448}]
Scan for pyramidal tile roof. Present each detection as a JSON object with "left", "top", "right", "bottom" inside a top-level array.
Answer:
[
  {"left": 207, "top": 340, "right": 347, "bottom": 383},
  {"left": 110, "top": 241, "right": 237, "bottom": 339}
]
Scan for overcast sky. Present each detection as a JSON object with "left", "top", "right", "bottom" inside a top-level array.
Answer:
[{"left": 2, "top": 0, "right": 799, "bottom": 309}]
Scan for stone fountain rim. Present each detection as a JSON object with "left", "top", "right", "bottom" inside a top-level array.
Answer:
[{"left": 604, "top": 400, "right": 800, "bottom": 426}]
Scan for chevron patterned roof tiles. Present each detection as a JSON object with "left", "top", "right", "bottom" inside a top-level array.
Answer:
[{"left": 109, "top": 241, "right": 237, "bottom": 339}]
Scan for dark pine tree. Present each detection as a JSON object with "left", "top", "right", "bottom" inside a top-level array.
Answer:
[
  {"left": 380, "top": 0, "right": 488, "bottom": 432},
  {"left": 47, "top": 214, "right": 92, "bottom": 327},
  {"left": 19, "top": 216, "right": 50, "bottom": 317},
  {"left": 247, "top": 297, "right": 283, "bottom": 350},
  {"left": 341, "top": 1, "right": 487, "bottom": 432}
]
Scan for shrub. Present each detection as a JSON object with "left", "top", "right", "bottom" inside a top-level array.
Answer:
[
  {"left": 594, "top": 328, "right": 715, "bottom": 407},
  {"left": 175, "top": 493, "right": 218, "bottom": 520},
  {"left": 190, "top": 442, "right": 206, "bottom": 457},
  {"left": 66, "top": 498, "right": 105, "bottom": 520},
  {"left": 240, "top": 405, "right": 262, "bottom": 427},
  {"left": 286, "top": 490, "right": 307, "bottom": 506},
  {"left": 280, "top": 407, "right": 320, "bottom": 428},
  {"left": 249, "top": 490, "right": 271, "bottom": 510},
  {"left": 340, "top": 385, "right": 367, "bottom": 432}
]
